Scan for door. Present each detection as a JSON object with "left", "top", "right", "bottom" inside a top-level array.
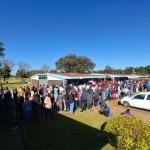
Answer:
[
  {"left": 145, "top": 94, "right": 150, "bottom": 110},
  {"left": 39, "top": 75, "right": 48, "bottom": 85},
  {"left": 131, "top": 94, "right": 146, "bottom": 109},
  {"left": 39, "top": 79, "right": 48, "bottom": 85}
]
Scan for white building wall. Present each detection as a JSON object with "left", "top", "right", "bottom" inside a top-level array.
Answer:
[
  {"left": 31, "top": 74, "right": 63, "bottom": 81},
  {"left": 31, "top": 76, "right": 39, "bottom": 80}
]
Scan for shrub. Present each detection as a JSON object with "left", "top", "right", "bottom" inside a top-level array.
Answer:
[{"left": 104, "top": 116, "right": 150, "bottom": 150}]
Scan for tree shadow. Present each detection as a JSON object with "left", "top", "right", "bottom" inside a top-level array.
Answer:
[
  {"left": 0, "top": 122, "right": 25, "bottom": 150},
  {"left": 21, "top": 113, "right": 117, "bottom": 150}
]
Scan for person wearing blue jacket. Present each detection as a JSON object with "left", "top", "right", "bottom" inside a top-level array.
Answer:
[{"left": 103, "top": 105, "right": 112, "bottom": 117}]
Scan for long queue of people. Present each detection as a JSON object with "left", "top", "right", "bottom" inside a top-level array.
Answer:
[{"left": 0, "top": 79, "right": 150, "bottom": 129}]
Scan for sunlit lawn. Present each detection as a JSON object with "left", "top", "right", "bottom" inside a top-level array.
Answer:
[
  {"left": 0, "top": 78, "right": 28, "bottom": 88},
  {"left": 21, "top": 110, "right": 113, "bottom": 150}
]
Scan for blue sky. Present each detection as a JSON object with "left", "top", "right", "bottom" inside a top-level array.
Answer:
[{"left": 0, "top": 0, "right": 150, "bottom": 73}]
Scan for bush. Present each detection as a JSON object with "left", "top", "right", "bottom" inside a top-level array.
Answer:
[{"left": 104, "top": 116, "right": 150, "bottom": 150}]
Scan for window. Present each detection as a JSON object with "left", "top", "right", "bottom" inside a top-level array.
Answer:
[
  {"left": 134, "top": 94, "right": 145, "bottom": 100},
  {"left": 39, "top": 75, "right": 47, "bottom": 80},
  {"left": 147, "top": 95, "right": 150, "bottom": 100}
]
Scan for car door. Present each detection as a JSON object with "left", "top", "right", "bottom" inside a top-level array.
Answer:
[
  {"left": 131, "top": 94, "right": 146, "bottom": 109},
  {"left": 145, "top": 94, "right": 150, "bottom": 110}
]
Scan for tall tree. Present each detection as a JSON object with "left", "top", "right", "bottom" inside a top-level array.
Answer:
[
  {"left": 0, "top": 41, "right": 5, "bottom": 67},
  {"left": 3, "top": 59, "right": 15, "bottom": 73},
  {"left": 125, "top": 67, "right": 134, "bottom": 74},
  {"left": 0, "top": 42, "right": 5, "bottom": 83},
  {"left": 16, "top": 62, "right": 31, "bottom": 78},
  {"left": 41, "top": 64, "right": 50, "bottom": 73},
  {"left": 1, "top": 64, "right": 11, "bottom": 82},
  {"left": 104, "top": 65, "right": 113, "bottom": 73},
  {"left": 18, "top": 62, "right": 30, "bottom": 71},
  {"left": 145, "top": 66, "right": 150, "bottom": 74},
  {"left": 0, "top": 42, "right": 5, "bottom": 58},
  {"left": 56, "top": 54, "right": 95, "bottom": 73}
]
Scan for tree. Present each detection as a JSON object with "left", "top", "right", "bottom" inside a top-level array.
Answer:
[
  {"left": 41, "top": 64, "right": 50, "bottom": 73},
  {"left": 0, "top": 64, "right": 11, "bottom": 82},
  {"left": 76, "top": 56, "right": 96, "bottom": 73},
  {"left": 145, "top": 66, "right": 150, "bottom": 74},
  {"left": 104, "top": 65, "right": 113, "bottom": 73},
  {"left": 3, "top": 59, "right": 15, "bottom": 72},
  {"left": 18, "top": 62, "right": 30, "bottom": 71},
  {"left": 0, "top": 42, "right": 5, "bottom": 58},
  {"left": 16, "top": 62, "right": 31, "bottom": 78},
  {"left": 0, "top": 42, "right": 5, "bottom": 67},
  {"left": 125, "top": 67, "right": 134, "bottom": 74},
  {"left": 0, "top": 42, "right": 5, "bottom": 83},
  {"left": 55, "top": 54, "right": 95, "bottom": 73}
]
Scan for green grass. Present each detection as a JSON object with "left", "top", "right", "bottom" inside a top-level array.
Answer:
[
  {"left": 0, "top": 78, "right": 28, "bottom": 88},
  {"left": 0, "top": 123, "right": 25, "bottom": 150},
  {"left": 2, "top": 83, "right": 28, "bottom": 88},
  {"left": 20, "top": 110, "right": 113, "bottom": 150}
]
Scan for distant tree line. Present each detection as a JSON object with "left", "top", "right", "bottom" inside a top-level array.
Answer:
[
  {"left": 14, "top": 53, "right": 96, "bottom": 78},
  {"left": 1, "top": 41, "right": 150, "bottom": 81},
  {"left": 96, "top": 65, "right": 150, "bottom": 75},
  {"left": 16, "top": 63, "right": 53, "bottom": 78},
  {"left": 16, "top": 69, "right": 56, "bottom": 78}
]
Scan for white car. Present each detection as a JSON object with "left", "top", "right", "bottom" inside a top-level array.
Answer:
[{"left": 120, "top": 92, "right": 150, "bottom": 110}]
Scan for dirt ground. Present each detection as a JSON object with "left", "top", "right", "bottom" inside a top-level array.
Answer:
[{"left": 109, "top": 100, "right": 150, "bottom": 124}]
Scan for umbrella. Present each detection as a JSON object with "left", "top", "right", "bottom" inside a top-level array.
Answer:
[{"left": 88, "top": 80, "right": 96, "bottom": 85}]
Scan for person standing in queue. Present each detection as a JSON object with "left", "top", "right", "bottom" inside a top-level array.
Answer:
[
  {"left": 17, "top": 87, "right": 25, "bottom": 120},
  {"left": 43, "top": 93, "right": 52, "bottom": 119}
]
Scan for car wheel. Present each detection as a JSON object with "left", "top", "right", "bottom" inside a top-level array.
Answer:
[{"left": 123, "top": 101, "right": 130, "bottom": 108}]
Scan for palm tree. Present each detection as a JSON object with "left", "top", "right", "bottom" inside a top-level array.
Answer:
[{"left": 0, "top": 41, "right": 5, "bottom": 58}]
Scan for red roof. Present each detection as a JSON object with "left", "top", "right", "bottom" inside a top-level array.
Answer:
[{"left": 50, "top": 72, "right": 92, "bottom": 77}]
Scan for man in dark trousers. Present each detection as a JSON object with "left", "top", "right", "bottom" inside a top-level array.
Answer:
[{"left": 80, "top": 89, "right": 88, "bottom": 112}]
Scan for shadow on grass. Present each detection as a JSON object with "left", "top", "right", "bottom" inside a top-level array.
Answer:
[
  {"left": 0, "top": 122, "right": 25, "bottom": 150},
  {"left": 21, "top": 113, "right": 116, "bottom": 150}
]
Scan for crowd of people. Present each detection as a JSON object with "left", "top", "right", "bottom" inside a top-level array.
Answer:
[{"left": 0, "top": 79, "right": 150, "bottom": 129}]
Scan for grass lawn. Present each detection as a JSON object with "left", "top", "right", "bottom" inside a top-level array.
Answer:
[
  {"left": 20, "top": 110, "right": 114, "bottom": 150},
  {"left": 0, "top": 123, "right": 25, "bottom": 150},
  {"left": 0, "top": 78, "right": 28, "bottom": 88}
]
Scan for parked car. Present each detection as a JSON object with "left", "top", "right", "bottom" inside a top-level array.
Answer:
[{"left": 120, "top": 92, "right": 150, "bottom": 110}]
